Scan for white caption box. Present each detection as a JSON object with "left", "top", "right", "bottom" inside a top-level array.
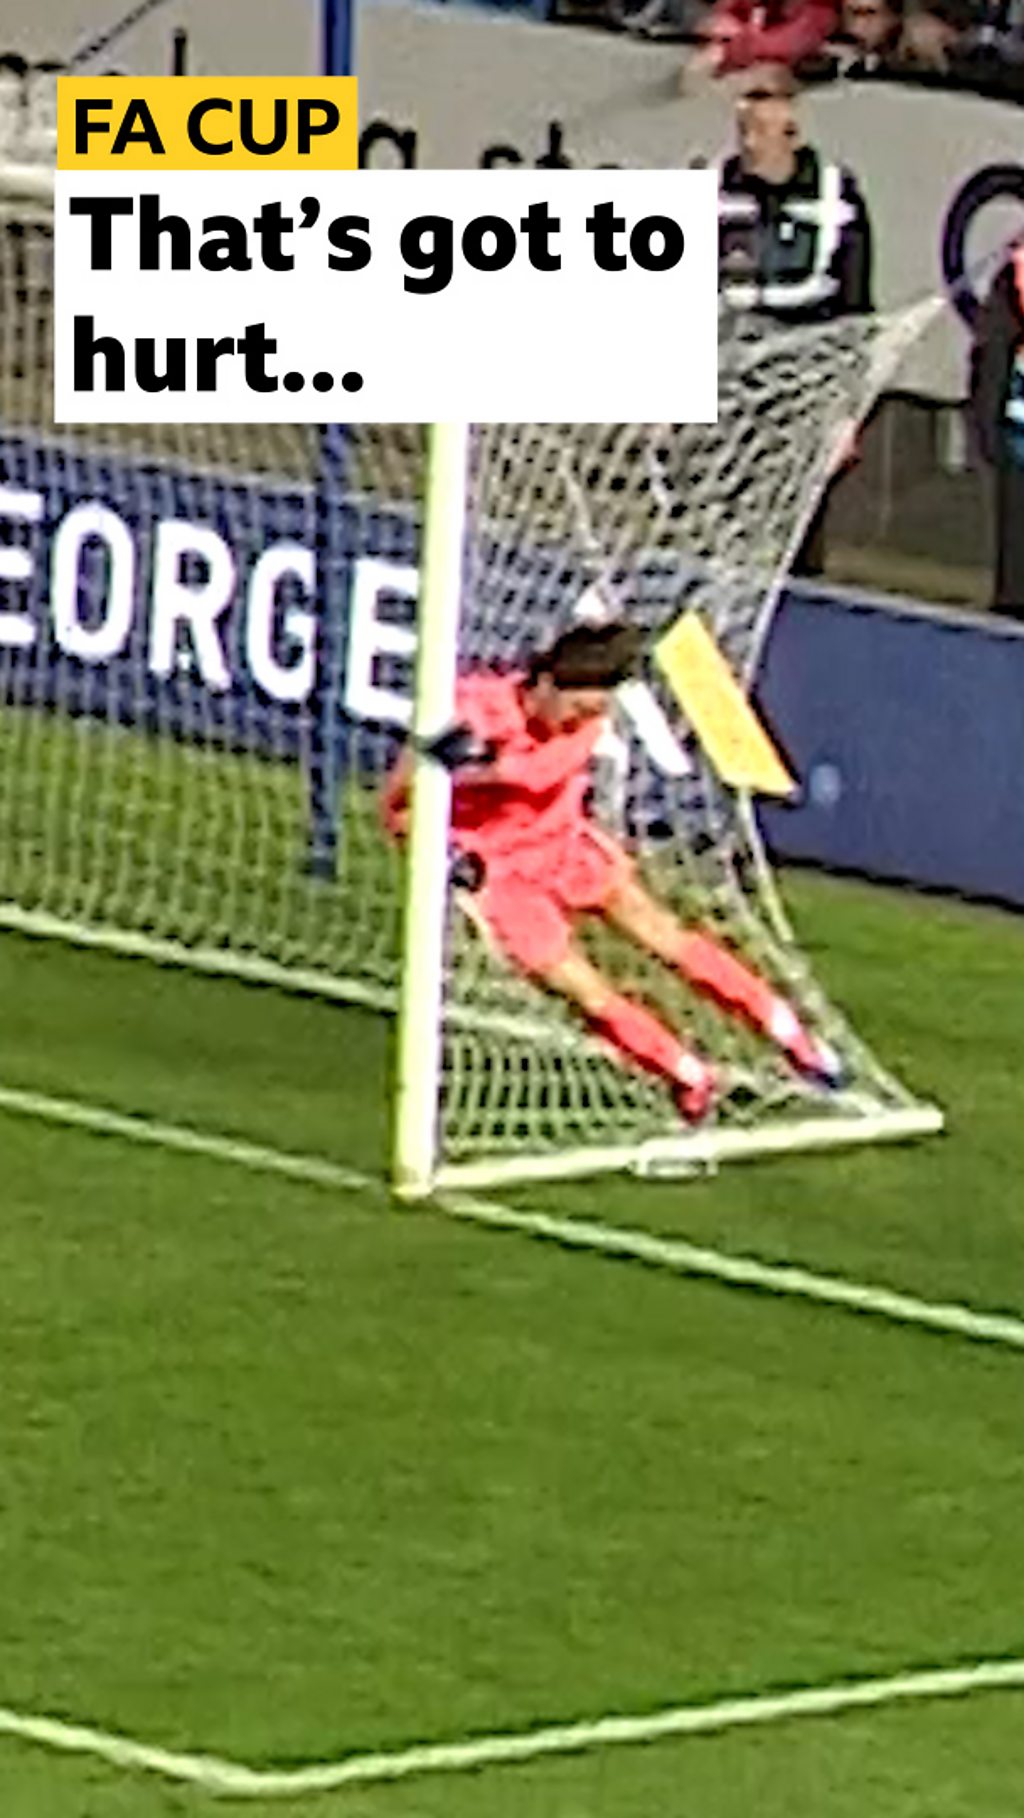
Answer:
[{"left": 55, "top": 168, "right": 718, "bottom": 425}]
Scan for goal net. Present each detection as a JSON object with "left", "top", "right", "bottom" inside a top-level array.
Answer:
[{"left": 0, "top": 159, "right": 941, "bottom": 1190}]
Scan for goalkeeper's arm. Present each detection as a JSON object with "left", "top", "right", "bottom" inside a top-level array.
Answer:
[
  {"left": 380, "top": 727, "right": 498, "bottom": 843},
  {"left": 419, "top": 716, "right": 599, "bottom": 798}
]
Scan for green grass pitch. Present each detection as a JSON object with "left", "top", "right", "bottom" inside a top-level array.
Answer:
[{"left": 0, "top": 870, "right": 1022, "bottom": 1815}]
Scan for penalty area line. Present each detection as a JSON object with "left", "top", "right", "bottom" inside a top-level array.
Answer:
[
  {"left": 1, "top": 1079, "right": 1024, "bottom": 1357},
  {"left": 1, "top": 1656, "right": 1024, "bottom": 1799}
]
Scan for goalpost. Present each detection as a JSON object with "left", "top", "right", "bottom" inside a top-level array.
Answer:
[
  {"left": 0, "top": 35, "right": 942, "bottom": 1195},
  {"left": 393, "top": 366, "right": 944, "bottom": 1196}
]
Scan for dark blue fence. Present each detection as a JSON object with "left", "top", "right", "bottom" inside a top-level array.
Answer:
[
  {"left": 759, "top": 583, "right": 1024, "bottom": 908},
  {"left": 3, "top": 426, "right": 1021, "bottom": 908}
]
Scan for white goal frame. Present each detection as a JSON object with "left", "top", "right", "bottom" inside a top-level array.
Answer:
[
  {"left": 0, "top": 155, "right": 943, "bottom": 1197},
  {"left": 393, "top": 421, "right": 943, "bottom": 1197}
]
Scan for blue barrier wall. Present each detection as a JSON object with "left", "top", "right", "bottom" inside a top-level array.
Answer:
[
  {"left": 0, "top": 429, "right": 420, "bottom": 753},
  {"left": 759, "top": 584, "right": 1024, "bottom": 908},
  {"left": 4, "top": 422, "right": 1022, "bottom": 908}
]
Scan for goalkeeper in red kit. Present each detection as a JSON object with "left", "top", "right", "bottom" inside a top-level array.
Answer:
[{"left": 382, "top": 621, "right": 842, "bottom": 1123}]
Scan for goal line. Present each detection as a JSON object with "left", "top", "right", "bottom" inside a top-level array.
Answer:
[{"left": 0, "top": 1077, "right": 1010, "bottom": 1354}]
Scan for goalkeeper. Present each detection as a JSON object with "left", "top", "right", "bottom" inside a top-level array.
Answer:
[{"left": 382, "top": 621, "right": 841, "bottom": 1122}]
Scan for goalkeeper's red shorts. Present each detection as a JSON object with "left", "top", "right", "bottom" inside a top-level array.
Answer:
[{"left": 475, "top": 824, "right": 631, "bottom": 975}]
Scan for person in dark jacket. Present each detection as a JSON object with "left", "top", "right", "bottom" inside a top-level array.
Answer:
[
  {"left": 801, "top": 0, "right": 1024, "bottom": 99},
  {"left": 718, "top": 64, "right": 874, "bottom": 327},
  {"left": 795, "top": 0, "right": 905, "bottom": 79},
  {"left": 718, "top": 65, "right": 873, "bottom": 573},
  {"left": 969, "top": 248, "right": 1024, "bottom": 621}
]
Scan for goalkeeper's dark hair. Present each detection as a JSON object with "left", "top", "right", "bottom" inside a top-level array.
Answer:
[{"left": 526, "top": 621, "right": 643, "bottom": 690}]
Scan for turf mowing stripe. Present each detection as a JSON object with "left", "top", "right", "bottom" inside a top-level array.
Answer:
[
  {"left": 2, "top": 1080, "right": 1024, "bottom": 1358},
  {"left": 2, "top": 1656, "right": 1024, "bottom": 1798}
]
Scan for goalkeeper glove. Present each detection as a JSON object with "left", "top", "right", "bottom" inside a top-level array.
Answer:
[
  {"left": 418, "top": 724, "right": 498, "bottom": 772},
  {"left": 449, "top": 850, "right": 487, "bottom": 893}
]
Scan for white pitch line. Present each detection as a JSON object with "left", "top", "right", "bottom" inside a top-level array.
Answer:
[
  {"left": 441, "top": 1192, "right": 1024, "bottom": 1355},
  {"left": 0, "top": 1085, "right": 1022, "bottom": 1794},
  {"left": 1, "top": 1655, "right": 1024, "bottom": 1799},
  {"left": 0, "top": 1083, "right": 371, "bottom": 1195},
  {"left": 1, "top": 1080, "right": 1024, "bottom": 1357}
]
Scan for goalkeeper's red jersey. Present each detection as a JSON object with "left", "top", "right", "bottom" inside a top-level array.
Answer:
[
  {"left": 384, "top": 670, "right": 605, "bottom": 872},
  {"left": 449, "top": 671, "right": 605, "bottom": 867}
]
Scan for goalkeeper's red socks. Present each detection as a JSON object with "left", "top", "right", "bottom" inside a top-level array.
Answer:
[
  {"left": 673, "top": 931, "right": 843, "bottom": 1087},
  {"left": 589, "top": 993, "right": 716, "bottom": 1123},
  {"left": 675, "top": 931, "right": 776, "bottom": 1028}
]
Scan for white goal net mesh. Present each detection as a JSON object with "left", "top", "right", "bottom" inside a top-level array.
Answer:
[
  {"left": 431, "top": 313, "right": 933, "bottom": 1181},
  {"left": 0, "top": 165, "right": 935, "bottom": 1182}
]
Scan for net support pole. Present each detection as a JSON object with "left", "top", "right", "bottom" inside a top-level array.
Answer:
[
  {"left": 393, "top": 424, "right": 469, "bottom": 1199},
  {"left": 322, "top": 0, "right": 354, "bottom": 80},
  {"left": 305, "top": 3, "right": 354, "bottom": 879}
]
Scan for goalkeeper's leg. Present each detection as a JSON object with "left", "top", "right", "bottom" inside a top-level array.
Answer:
[
  {"left": 538, "top": 945, "right": 716, "bottom": 1123},
  {"left": 472, "top": 855, "right": 714, "bottom": 1119},
  {"left": 603, "top": 877, "right": 843, "bottom": 1087}
]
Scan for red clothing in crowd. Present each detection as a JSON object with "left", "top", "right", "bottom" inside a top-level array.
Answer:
[{"left": 703, "top": 0, "right": 838, "bottom": 71}]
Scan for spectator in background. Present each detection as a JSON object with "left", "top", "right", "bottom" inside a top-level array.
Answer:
[
  {"left": 796, "top": 0, "right": 905, "bottom": 77},
  {"left": 0, "top": 53, "right": 27, "bottom": 158},
  {"left": 798, "top": 0, "right": 1024, "bottom": 92},
  {"left": 718, "top": 65, "right": 873, "bottom": 572},
  {"left": 681, "top": 0, "right": 1024, "bottom": 92},
  {"left": 718, "top": 64, "right": 873, "bottom": 323},
  {"left": 688, "top": 0, "right": 838, "bottom": 76},
  {"left": 898, "top": 0, "right": 977, "bottom": 66},
  {"left": 894, "top": 0, "right": 1024, "bottom": 95},
  {"left": 969, "top": 248, "right": 1024, "bottom": 621},
  {"left": 838, "top": 0, "right": 906, "bottom": 64},
  {"left": 620, "top": 0, "right": 711, "bottom": 39}
]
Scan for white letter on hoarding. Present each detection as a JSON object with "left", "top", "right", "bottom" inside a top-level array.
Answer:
[
  {"left": 51, "top": 501, "right": 136, "bottom": 662},
  {"left": 0, "top": 486, "right": 42, "bottom": 649},
  {"left": 245, "top": 544, "right": 316, "bottom": 705},
  {"left": 150, "top": 521, "right": 234, "bottom": 691},
  {"left": 345, "top": 556, "right": 418, "bottom": 727}
]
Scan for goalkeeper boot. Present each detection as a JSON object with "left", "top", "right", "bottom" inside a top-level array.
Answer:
[
  {"left": 798, "top": 1037, "right": 848, "bottom": 1093},
  {"left": 674, "top": 1054, "right": 718, "bottom": 1123},
  {"left": 772, "top": 1004, "right": 847, "bottom": 1092}
]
